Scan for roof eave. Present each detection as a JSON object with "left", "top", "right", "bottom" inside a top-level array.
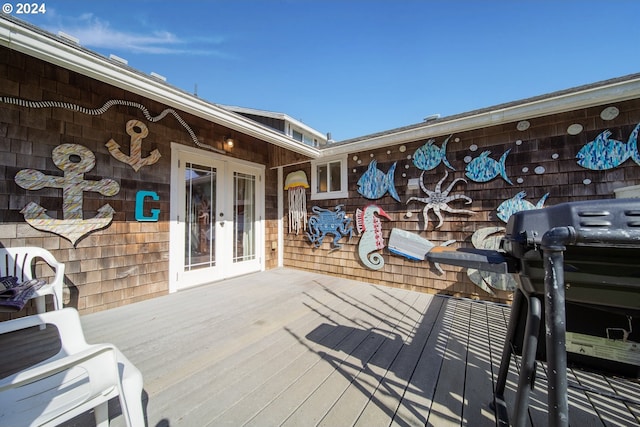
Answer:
[
  {"left": 0, "top": 17, "right": 320, "bottom": 159},
  {"left": 321, "top": 75, "right": 640, "bottom": 157},
  {"left": 221, "top": 105, "right": 328, "bottom": 141}
]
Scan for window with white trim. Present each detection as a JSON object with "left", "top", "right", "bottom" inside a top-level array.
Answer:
[{"left": 310, "top": 155, "right": 348, "bottom": 200}]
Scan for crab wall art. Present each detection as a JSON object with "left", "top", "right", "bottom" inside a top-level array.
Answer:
[
  {"left": 306, "top": 205, "right": 353, "bottom": 251},
  {"left": 407, "top": 171, "right": 475, "bottom": 229}
]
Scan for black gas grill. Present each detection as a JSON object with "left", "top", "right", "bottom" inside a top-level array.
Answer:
[{"left": 426, "top": 198, "right": 640, "bottom": 427}]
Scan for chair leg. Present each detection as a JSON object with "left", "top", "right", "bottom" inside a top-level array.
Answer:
[
  {"left": 52, "top": 290, "right": 62, "bottom": 310},
  {"left": 35, "top": 295, "right": 46, "bottom": 314},
  {"left": 119, "top": 357, "right": 146, "bottom": 427},
  {"left": 94, "top": 402, "right": 109, "bottom": 427}
]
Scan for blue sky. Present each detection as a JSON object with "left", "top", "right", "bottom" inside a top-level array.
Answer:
[{"left": 10, "top": 0, "right": 640, "bottom": 141}]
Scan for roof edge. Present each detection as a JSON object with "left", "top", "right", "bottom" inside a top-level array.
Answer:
[
  {"left": 0, "top": 16, "right": 320, "bottom": 159},
  {"left": 220, "top": 105, "right": 328, "bottom": 141},
  {"left": 321, "top": 73, "right": 640, "bottom": 156}
]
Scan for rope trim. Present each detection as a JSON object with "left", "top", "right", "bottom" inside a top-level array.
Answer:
[{"left": 1, "top": 96, "right": 221, "bottom": 152}]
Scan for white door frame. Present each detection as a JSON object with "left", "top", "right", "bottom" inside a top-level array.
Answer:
[{"left": 169, "top": 142, "right": 265, "bottom": 292}]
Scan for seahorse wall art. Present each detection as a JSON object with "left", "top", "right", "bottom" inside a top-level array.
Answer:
[
  {"left": 356, "top": 204, "right": 391, "bottom": 270},
  {"left": 306, "top": 205, "right": 353, "bottom": 252},
  {"left": 357, "top": 160, "right": 401, "bottom": 202},
  {"left": 576, "top": 123, "right": 640, "bottom": 170}
]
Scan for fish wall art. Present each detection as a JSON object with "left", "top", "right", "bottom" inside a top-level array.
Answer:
[
  {"left": 576, "top": 123, "right": 640, "bottom": 170},
  {"left": 356, "top": 204, "right": 391, "bottom": 270},
  {"left": 466, "top": 227, "right": 518, "bottom": 294},
  {"left": 496, "top": 191, "right": 549, "bottom": 223},
  {"left": 412, "top": 135, "right": 455, "bottom": 171},
  {"left": 406, "top": 171, "right": 474, "bottom": 229},
  {"left": 465, "top": 149, "right": 513, "bottom": 185},
  {"left": 357, "top": 160, "right": 401, "bottom": 202}
]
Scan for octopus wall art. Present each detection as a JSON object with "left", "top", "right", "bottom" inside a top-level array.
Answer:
[{"left": 406, "top": 171, "right": 475, "bottom": 229}]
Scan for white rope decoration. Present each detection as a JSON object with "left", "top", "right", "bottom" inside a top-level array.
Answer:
[
  {"left": 1, "top": 96, "right": 221, "bottom": 152},
  {"left": 288, "top": 186, "right": 307, "bottom": 234}
]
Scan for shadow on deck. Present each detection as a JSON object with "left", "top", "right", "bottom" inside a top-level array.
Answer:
[{"left": 2, "top": 268, "right": 639, "bottom": 426}]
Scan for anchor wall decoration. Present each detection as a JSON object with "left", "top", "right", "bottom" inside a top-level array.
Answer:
[
  {"left": 15, "top": 143, "right": 120, "bottom": 245},
  {"left": 106, "top": 120, "right": 161, "bottom": 171}
]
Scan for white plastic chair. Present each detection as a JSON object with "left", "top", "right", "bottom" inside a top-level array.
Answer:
[
  {"left": 0, "top": 247, "right": 65, "bottom": 313},
  {"left": 0, "top": 308, "right": 145, "bottom": 427}
]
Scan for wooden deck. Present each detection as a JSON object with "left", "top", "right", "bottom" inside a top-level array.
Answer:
[{"left": 3, "top": 268, "right": 640, "bottom": 426}]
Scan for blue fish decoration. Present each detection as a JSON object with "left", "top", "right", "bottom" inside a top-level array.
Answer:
[
  {"left": 357, "top": 160, "right": 401, "bottom": 202},
  {"left": 576, "top": 123, "right": 640, "bottom": 170},
  {"left": 497, "top": 191, "right": 549, "bottom": 223},
  {"left": 412, "top": 135, "right": 455, "bottom": 171},
  {"left": 465, "top": 149, "right": 513, "bottom": 185}
]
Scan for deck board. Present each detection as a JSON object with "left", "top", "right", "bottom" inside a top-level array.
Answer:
[
  {"left": 282, "top": 292, "right": 422, "bottom": 427},
  {"left": 2, "top": 268, "right": 639, "bottom": 427},
  {"left": 426, "top": 299, "right": 470, "bottom": 426},
  {"left": 356, "top": 292, "right": 444, "bottom": 427},
  {"left": 463, "top": 302, "right": 500, "bottom": 426}
]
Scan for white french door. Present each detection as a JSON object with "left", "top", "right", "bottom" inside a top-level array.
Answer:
[{"left": 170, "top": 144, "right": 264, "bottom": 292}]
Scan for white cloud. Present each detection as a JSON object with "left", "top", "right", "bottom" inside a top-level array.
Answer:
[{"left": 46, "top": 13, "right": 227, "bottom": 56}]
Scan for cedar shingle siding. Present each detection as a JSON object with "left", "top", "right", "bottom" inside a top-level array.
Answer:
[
  {"left": 2, "top": 34, "right": 640, "bottom": 316},
  {"left": 0, "top": 46, "right": 291, "bottom": 316},
  {"left": 283, "top": 100, "right": 640, "bottom": 302}
]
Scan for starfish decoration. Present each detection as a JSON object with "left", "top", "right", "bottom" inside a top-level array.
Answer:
[{"left": 407, "top": 171, "right": 475, "bottom": 229}]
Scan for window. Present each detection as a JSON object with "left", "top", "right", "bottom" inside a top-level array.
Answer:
[
  {"left": 311, "top": 155, "right": 348, "bottom": 200},
  {"left": 291, "top": 129, "right": 303, "bottom": 142}
]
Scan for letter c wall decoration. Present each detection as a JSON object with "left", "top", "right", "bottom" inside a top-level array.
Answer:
[{"left": 135, "top": 191, "right": 160, "bottom": 222}]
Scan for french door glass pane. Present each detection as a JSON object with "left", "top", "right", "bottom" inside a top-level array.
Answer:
[
  {"left": 185, "top": 163, "right": 216, "bottom": 270},
  {"left": 234, "top": 172, "right": 256, "bottom": 263}
]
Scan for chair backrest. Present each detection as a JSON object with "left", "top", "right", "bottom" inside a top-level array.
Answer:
[
  {"left": 0, "top": 247, "right": 59, "bottom": 282},
  {"left": 0, "top": 247, "right": 36, "bottom": 282},
  {"left": 0, "top": 308, "right": 127, "bottom": 426}
]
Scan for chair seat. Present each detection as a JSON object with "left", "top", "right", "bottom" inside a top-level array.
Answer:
[{"left": 0, "top": 308, "right": 145, "bottom": 427}]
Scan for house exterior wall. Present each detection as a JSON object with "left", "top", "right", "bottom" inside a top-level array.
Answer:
[
  {"left": 3, "top": 31, "right": 640, "bottom": 316},
  {"left": 283, "top": 98, "right": 640, "bottom": 302},
  {"left": 0, "top": 46, "right": 298, "bottom": 317}
]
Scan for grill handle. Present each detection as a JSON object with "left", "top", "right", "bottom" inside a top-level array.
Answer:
[{"left": 425, "top": 247, "right": 518, "bottom": 274}]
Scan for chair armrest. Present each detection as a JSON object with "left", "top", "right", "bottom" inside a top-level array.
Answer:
[
  {"left": 0, "top": 312, "right": 46, "bottom": 334},
  {"left": 34, "top": 248, "right": 65, "bottom": 286},
  {"left": 0, "top": 344, "right": 118, "bottom": 391}
]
